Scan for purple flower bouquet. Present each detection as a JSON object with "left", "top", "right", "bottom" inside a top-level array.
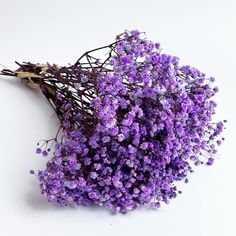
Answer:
[{"left": 1, "top": 30, "right": 225, "bottom": 214}]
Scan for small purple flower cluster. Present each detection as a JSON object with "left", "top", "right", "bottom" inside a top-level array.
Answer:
[{"left": 35, "top": 30, "right": 225, "bottom": 213}]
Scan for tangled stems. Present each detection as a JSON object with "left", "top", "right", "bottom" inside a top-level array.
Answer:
[
  {"left": 1, "top": 33, "right": 140, "bottom": 131},
  {"left": 1, "top": 30, "right": 226, "bottom": 214}
]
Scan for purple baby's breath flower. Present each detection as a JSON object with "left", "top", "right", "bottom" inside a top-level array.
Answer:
[
  {"left": 88, "top": 192, "right": 97, "bottom": 199},
  {"left": 140, "top": 142, "right": 148, "bottom": 150},
  {"left": 36, "top": 148, "right": 42, "bottom": 154},
  {"left": 120, "top": 55, "right": 131, "bottom": 64},
  {"left": 81, "top": 76, "right": 89, "bottom": 83},
  {"left": 42, "top": 150, "right": 48, "bottom": 157},
  {"left": 207, "top": 158, "right": 214, "bottom": 166},
  {"left": 102, "top": 136, "right": 111, "bottom": 143},
  {"left": 65, "top": 180, "right": 77, "bottom": 189},
  {"left": 90, "top": 171, "right": 98, "bottom": 179},
  {"left": 117, "top": 133, "right": 125, "bottom": 142},
  {"left": 2, "top": 29, "right": 225, "bottom": 214},
  {"left": 94, "top": 163, "right": 101, "bottom": 171}
]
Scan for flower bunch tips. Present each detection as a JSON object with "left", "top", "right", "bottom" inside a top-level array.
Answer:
[{"left": 1, "top": 30, "right": 226, "bottom": 214}]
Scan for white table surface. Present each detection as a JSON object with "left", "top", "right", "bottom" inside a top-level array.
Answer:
[{"left": 0, "top": 0, "right": 235, "bottom": 235}]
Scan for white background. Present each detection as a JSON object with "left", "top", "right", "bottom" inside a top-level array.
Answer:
[{"left": 0, "top": 0, "right": 235, "bottom": 235}]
